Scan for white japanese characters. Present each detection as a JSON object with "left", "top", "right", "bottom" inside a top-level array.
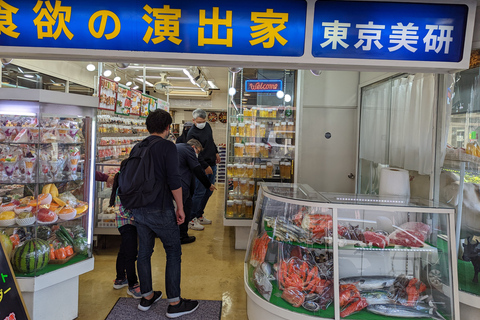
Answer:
[{"left": 320, "top": 20, "right": 454, "bottom": 54}]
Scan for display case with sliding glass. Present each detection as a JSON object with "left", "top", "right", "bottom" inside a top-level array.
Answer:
[
  {"left": 245, "top": 183, "right": 459, "bottom": 320},
  {"left": 0, "top": 88, "right": 97, "bottom": 320}
]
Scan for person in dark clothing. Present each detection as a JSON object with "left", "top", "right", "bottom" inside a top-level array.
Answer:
[
  {"left": 176, "top": 122, "right": 193, "bottom": 144},
  {"left": 130, "top": 109, "right": 199, "bottom": 318},
  {"left": 176, "top": 139, "right": 216, "bottom": 244},
  {"left": 187, "top": 109, "right": 220, "bottom": 229},
  {"left": 96, "top": 170, "right": 114, "bottom": 187},
  {"left": 110, "top": 160, "right": 141, "bottom": 298}
]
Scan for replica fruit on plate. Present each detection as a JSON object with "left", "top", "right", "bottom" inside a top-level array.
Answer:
[
  {"left": 207, "top": 111, "right": 217, "bottom": 122},
  {"left": 0, "top": 211, "right": 15, "bottom": 220},
  {"left": 219, "top": 112, "right": 227, "bottom": 123},
  {"left": 37, "top": 208, "right": 57, "bottom": 222},
  {"left": 28, "top": 193, "right": 53, "bottom": 207},
  {"left": 75, "top": 201, "right": 89, "bottom": 215},
  {"left": 13, "top": 204, "right": 33, "bottom": 214}
]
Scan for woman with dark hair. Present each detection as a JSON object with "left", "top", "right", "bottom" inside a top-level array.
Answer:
[
  {"left": 111, "top": 159, "right": 140, "bottom": 298},
  {"left": 176, "top": 122, "right": 193, "bottom": 144}
]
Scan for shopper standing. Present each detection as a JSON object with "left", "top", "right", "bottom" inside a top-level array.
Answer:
[
  {"left": 128, "top": 110, "right": 198, "bottom": 318},
  {"left": 109, "top": 160, "right": 141, "bottom": 298},
  {"left": 176, "top": 122, "right": 193, "bottom": 144},
  {"left": 187, "top": 109, "right": 220, "bottom": 230},
  {"left": 176, "top": 139, "right": 216, "bottom": 244}
]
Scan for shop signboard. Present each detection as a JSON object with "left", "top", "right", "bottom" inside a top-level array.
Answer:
[
  {"left": 0, "top": 242, "right": 30, "bottom": 320},
  {"left": 0, "top": 0, "right": 475, "bottom": 72},
  {"left": 0, "top": 0, "right": 306, "bottom": 57},
  {"left": 98, "top": 77, "right": 117, "bottom": 111},
  {"left": 312, "top": 1, "right": 469, "bottom": 62},
  {"left": 245, "top": 80, "right": 283, "bottom": 93}
]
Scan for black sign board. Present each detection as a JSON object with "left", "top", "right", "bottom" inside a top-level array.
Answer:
[{"left": 0, "top": 241, "right": 30, "bottom": 320}]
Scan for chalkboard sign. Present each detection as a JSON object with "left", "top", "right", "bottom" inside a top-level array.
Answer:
[{"left": 0, "top": 241, "right": 30, "bottom": 320}]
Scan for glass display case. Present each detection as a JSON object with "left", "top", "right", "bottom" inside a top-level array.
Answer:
[
  {"left": 0, "top": 88, "right": 97, "bottom": 319},
  {"left": 436, "top": 65, "right": 480, "bottom": 304},
  {"left": 225, "top": 69, "right": 296, "bottom": 223},
  {"left": 245, "top": 183, "right": 459, "bottom": 320}
]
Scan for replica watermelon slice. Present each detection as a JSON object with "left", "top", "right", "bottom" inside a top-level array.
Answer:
[{"left": 11, "top": 239, "right": 50, "bottom": 273}]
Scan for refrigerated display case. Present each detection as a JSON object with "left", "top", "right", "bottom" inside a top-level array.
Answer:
[
  {"left": 0, "top": 88, "right": 97, "bottom": 319},
  {"left": 245, "top": 183, "right": 459, "bottom": 320},
  {"left": 435, "top": 65, "right": 480, "bottom": 307},
  {"left": 225, "top": 69, "right": 297, "bottom": 249}
]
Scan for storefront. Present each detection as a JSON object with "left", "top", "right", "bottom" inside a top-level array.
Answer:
[{"left": 0, "top": 0, "right": 479, "bottom": 320}]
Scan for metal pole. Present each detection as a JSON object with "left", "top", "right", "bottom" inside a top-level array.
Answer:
[{"left": 455, "top": 162, "right": 465, "bottom": 256}]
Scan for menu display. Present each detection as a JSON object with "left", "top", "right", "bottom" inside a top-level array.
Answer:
[{"left": 0, "top": 242, "right": 30, "bottom": 320}]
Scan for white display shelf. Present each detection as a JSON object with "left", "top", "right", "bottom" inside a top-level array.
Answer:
[{"left": 18, "top": 258, "right": 94, "bottom": 320}]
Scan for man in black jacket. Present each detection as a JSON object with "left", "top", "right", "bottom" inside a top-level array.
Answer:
[
  {"left": 176, "top": 139, "right": 216, "bottom": 244},
  {"left": 187, "top": 108, "right": 220, "bottom": 230}
]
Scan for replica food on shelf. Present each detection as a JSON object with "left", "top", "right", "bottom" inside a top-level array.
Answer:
[
  {"left": 97, "top": 114, "right": 148, "bottom": 161},
  {"left": 226, "top": 105, "right": 296, "bottom": 220},
  {"left": 0, "top": 111, "right": 92, "bottom": 277},
  {"left": 247, "top": 186, "right": 455, "bottom": 319}
]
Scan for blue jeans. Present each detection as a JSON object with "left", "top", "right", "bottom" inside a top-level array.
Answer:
[
  {"left": 132, "top": 207, "right": 181, "bottom": 303},
  {"left": 191, "top": 165, "right": 217, "bottom": 220}
]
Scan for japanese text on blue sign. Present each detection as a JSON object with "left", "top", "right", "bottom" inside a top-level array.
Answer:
[
  {"left": 0, "top": 0, "right": 306, "bottom": 56},
  {"left": 312, "top": 1, "right": 468, "bottom": 62}
]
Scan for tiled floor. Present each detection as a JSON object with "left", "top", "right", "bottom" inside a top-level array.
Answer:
[{"left": 78, "top": 185, "right": 248, "bottom": 319}]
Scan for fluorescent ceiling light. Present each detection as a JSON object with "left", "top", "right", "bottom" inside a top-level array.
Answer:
[
  {"left": 24, "top": 74, "right": 34, "bottom": 78},
  {"left": 103, "top": 69, "right": 112, "bottom": 77},
  {"left": 114, "top": 76, "right": 121, "bottom": 82},
  {"left": 17, "top": 67, "right": 24, "bottom": 73},
  {"left": 136, "top": 77, "right": 154, "bottom": 87},
  {"left": 168, "top": 90, "right": 210, "bottom": 97},
  {"left": 207, "top": 81, "right": 218, "bottom": 89},
  {"left": 167, "top": 86, "right": 204, "bottom": 90},
  {"left": 128, "top": 66, "right": 186, "bottom": 71},
  {"left": 18, "top": 76, "right": 38, "bottom": 82},
  {"left": 86, "top": 63, "right": 96, "bottom": 71}
]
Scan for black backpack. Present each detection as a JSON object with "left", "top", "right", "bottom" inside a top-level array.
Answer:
[{"left": 118, "top": 136, "right": 163, "bottom": 209}]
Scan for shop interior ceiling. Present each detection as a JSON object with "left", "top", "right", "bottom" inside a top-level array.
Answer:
[{"left": 94, "top": 62, "right": 230, "bottom": 101}]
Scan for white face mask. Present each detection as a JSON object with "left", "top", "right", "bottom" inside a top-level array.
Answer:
[
  {"left": 195, "top": 122, "right": 206, "bottom": 130},
  {"left": 195, "top": 153, "right": 199, "bottom": 158}
]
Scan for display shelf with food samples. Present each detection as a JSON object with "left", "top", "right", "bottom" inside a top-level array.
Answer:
[
  {"left": 245, "top": 183, "right": 459, "bottom": 320},
  {"left": 224, "top": 69, "right": 297, "bottom": 250},
  {"left": 436, "top": 65, "right": 480, "bottom": 307},
  {"left": 0, "top": 88, "right": 96, "bottom": 320}
]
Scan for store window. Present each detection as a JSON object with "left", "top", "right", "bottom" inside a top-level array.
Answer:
[
  {"left": 357, "top": 73, "right": 438, "bottom": 197},
  {"left": 1, "top": 64, "right": 66, "bottom": 92},
  {"left": 69, "top": 82, "right": 94, "bottom": 96}
]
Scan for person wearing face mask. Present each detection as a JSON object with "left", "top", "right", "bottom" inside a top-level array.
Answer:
[
  {"left": 175, "top": 139, "right": 215, "bottom": 243},
  {"left": 187, "top": 109, "right": 221, "bottom": 230}
]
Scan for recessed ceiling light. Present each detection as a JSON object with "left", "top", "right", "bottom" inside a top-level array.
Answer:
[
  {"left": 284, "top": 94, "right": 292, "bottom": 102},
  {"left": 228, "top": 87, "right": 236, "bottom": 96},
  {"left": 126, "top": 81, "right": 132, "bottom": 86},
  {"left": 86, "top": 63, "right": 96, "bottom": 71},
  {"left": 276, "top": 90, "right": 285, "bottom": 99},
  {"left": 103, "top": 69, "right": 112, "bottom": 77},
  {"left": 133, "top": 85, "right": 139, "bottom": 90},
  {"left": 114, "top": 76, "right": 121, "bottom": 82}
]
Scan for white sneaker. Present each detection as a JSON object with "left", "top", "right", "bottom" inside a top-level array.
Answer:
[
  {"left": 188, "top": 218, "right": 204, "bottom": 231},
  {"left": 198, "top": 216, "right": 212, "bottom": 225}
]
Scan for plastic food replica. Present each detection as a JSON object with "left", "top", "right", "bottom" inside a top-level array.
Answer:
[{"left": 248, "top": 202, "right": 449, "bottom": 319}]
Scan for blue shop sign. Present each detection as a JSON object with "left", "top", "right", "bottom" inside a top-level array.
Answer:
[
  {"left": 312, "top": 1, "right": 469, "bottom": 62},
  {"left": 245, "top": 80, "right": 283, "bottom": 93},
  {"left": 0, "top": 0, "right": 307, "bottom": 56}
]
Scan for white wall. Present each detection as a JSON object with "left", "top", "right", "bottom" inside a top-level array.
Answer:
[
  {"left": 297, "top": 70, "right": 360, "bottom": 193},
  {"left": 14, "top": 59, "right": 95, "bottom": 88}
]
